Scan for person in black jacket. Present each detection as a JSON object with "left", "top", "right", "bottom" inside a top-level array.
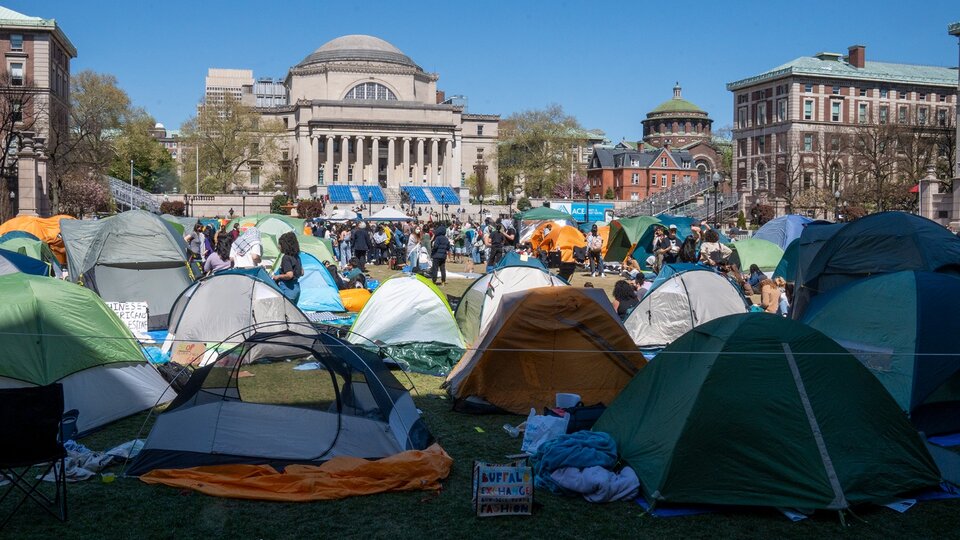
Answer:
[
  {"left": 429, "top": 226, "right": 450, "bottom": 285},
  {"left": 350, "top": 221, "right": 372, "bottom": 271}
]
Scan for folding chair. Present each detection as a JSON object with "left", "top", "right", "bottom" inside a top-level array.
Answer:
[{"left": 0, "top": 383, "right": 68, "bottom": 529}]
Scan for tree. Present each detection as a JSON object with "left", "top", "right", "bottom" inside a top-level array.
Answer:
[
  {"left": 551, "top": 174, "right": 589, "bottom": 199},
  {"left": 160, "top": 200, "right": 185, "bottom": 216},
  {"left": 847, "top": 123, "right": 907, "bottom": 212},
  {"left": 498, "top": 104, "right": 582, "bottom": 198},
  {"left": 516, "top": 196, "right": 531, "bottom": 211},
  {"left": 0, "top": 70, "right": 43, "bottom": 221},
  {"left": 107, "top": 110, "right": 177, "bottom": 193},
  {"left": 603, "top": 187, "right": 615, "bottom": 200},
  {"left": 58, "top": 174, "right": 111, "bottom": 217},
  {"left": 180, "top": 96, "right": 285, "bottom": 193}
]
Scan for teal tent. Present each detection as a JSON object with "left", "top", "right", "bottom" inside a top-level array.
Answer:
[
  {"left": 773, "top": 238, "right": 799, "bottom": 281},
  {"left": 0, "top": 247, "right": 51, "bottom": 276},
  {"left": 604, "top": 216, "right": 661, "bottom": 263},
  {"left": 594, "top": 313, "right": 940, "bottom": 511},
  {"left": 495, "top": 251, "right": 547, "bottom": 271},
  {"left": 286, "top": 252, "right": 345, "bottom": 312},
  {"left": 802, "top": 271, "right": 960, "bottom": 435}
]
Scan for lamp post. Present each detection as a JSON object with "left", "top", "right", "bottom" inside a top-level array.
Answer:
[
  {"left": 242, "top": 190, "right": 247, "bottom": 216},
  {"left": 439, "top": 192, "right": 445, "bottom": 223},
  {"left": 478, "top": 194, "right": 484, "bottom": 220},
  {"left": 712, "top": 171, "right": 721, "bottom": 228},
  {"left": 368, "top": 193, "right": 373, "bottom": 215},
  {"left": 834, "top": 190, "right": 841, "bottom": 222},
  {"left": 717, "top": 194, "right": 724, "bottom": 229}
]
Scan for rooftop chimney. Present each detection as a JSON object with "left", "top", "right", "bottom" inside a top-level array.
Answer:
[
  {"left": 436, "top": 90, "right": 446, "bottom": 104},
  {"left": 848, "top": 45, "right": 865, "bottom": 68}
]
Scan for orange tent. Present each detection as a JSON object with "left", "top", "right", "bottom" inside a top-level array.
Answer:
[
  {"left": 0, "top": 215, "right": 74, "bottom": 264},
  {"left": 597, "top": 225, "right": 611, "bottom": 259},
  {"left": 540, "top": 225, "right": 586, "bottom": 263},
  {"left": 528, "top": 221, "right": 554, "bottom": 251}
]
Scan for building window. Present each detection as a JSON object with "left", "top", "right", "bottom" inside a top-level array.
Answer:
[
  {"left": 899, "top": 91, "right": 907, "bottom": 99},
  {"left": 630, "top": 158, "right": 639, "bottom": 167},
  {"left": 804, "top": 83, "right": 813, "bottom": 92},
  {"left": 918, "top": 107, "right": 927, "bottom": 125},
  {"left": 880, "top": 88, "right": 888, "bottom": 98},
  {"left": 631, "top": 173, "right": 639, "bottom": 185},
  {"left": 661, "top": 174, "right": 667, "bottom": 186},
  {"left": 859, "top": 88, "right": 868, "bottom": 97},
  {"left": 803, "top": 134, "right": 813, "bottom": 152},
  {"left": 898, "top": 105, "right": 908, "bottom": 124},
  {"left": 318, "top": 165, "right": 324, "bottom": 185},
  {"left": 630, "top": 192, "right": 639, "bottom": 201},
  {"left": 776, "top": 99, "right": 787, "bottom": 122},
  {"left": 939, "top": 94, "right": 946, "bottom": 102},
  {"left": 738, "top": 107, "right": 747, "bottom": 128},
  {"left": 11, "top": 103, "right": 21, "bottom": 122},
  {"left": 938, "top": 108, "right": 948, "bottom": 127},
  {"left": 832, "top": 86, "right": 841, "bottom": 95},
  {"left": 9, "top": 62, "right": 23, "bottom": 86},
  {"left": 830, "top": 101, "right": 841, "bottom": 122},
  {"left": 758, "top": 136, "right": 766, "bottom": 153},
  {"left": 858, "top": 103, "right": 868, "bottom": 124},
  {"left": 250, "top": 168, "right": 260, "bottom": 185},
  {"left": 660, "top": 157, "right": 667, "bottom": 167},
  {"left": 803, "top": 100, "right": 813, "bottom": 120},
  {"left": 803, "top": 172, "right": 813, "bottom": 190},
  {"left": 757, "top": 102, "right": 767, "bottom": 125},
  {"left": 671, "top": 174, "right": 677, "bottom": 185},
  {"left": 10, "top": 34, "right": 23, "bottom": 51},
  {"left": 477, "top": 124, "right": 484, "bottom": 136},
  {"left": 830, "top": 135, "right": 840, "bottom": 151},
  {"left": 344, "top": 82, "right": 397, "bottom": 101},
  {"left": 683, "top": 174, "right": 691, "bottom": 183},
  {"left": 919, "top": 92, "right": 926, "bottom": 101},
  {"left": 738, "top": 94, "right": 748, "bottom": 104}
]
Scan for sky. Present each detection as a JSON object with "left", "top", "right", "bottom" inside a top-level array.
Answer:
[{"left": 10, "top": 0, "right": 960, "bottom": 141}]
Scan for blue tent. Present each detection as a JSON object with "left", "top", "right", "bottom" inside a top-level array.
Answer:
[
  {"left": 199, "top": 218, "right": 220, "bottom": 231},
  {"left": 0, "top": 231, "right": 41, "bottom": 242},
  {"left": 294, "top": 252, "right": 345, "bottom": 312},
  {"left": 772, "top": 238, "right": 799, "bottom": 282},
  {"left": 633, "top": 215, "right": 730, "bottom": 265},
  {"left": 753, "top": 215, "right": 813, "bottom": 250},
  {"left": 0, "top": 247, "right": 51, "bottom": 276},
  {"left": 647, "top": 263, "right": 708, "bottom": 292},
  {"left": 495, "top": 251, "right": 547, "bottom": 271},
  {"left": 801, "top": 271, "right": 960, "bottom": 435},
  {"left": 793, "top": 212, "right": 960, "bottom": 319}
]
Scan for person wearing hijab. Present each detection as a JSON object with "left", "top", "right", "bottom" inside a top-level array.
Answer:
[{"left": 230, "top": 227, "right": 262, "bottom": 268}]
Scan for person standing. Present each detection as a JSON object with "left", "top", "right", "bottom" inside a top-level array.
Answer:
[
  {"left": 339, "top": 225, "right": 352, "bottom": 268},
  {"left": 463, "top": 222, "right": 478, "bottom": 274},
  {"left": 586, "top": 224, "right": 604, "bottom": 277},
  {"left": 485, "top": 222, "right": 505, "bottom": 271},
  {"left": 230, "top": 227, "right": 262, "bottom": 268},
  {"left": 203, "top": 237, "right": 233, "bottom": 275},
  {"left": 273, "top": 232, "right": 303, "bottom": 304},
  {"left": 351, "top": 221, "right": 371, "bottom": 271},
  {"left": 429, "top": 226, "right": 450, "bottom": 286}
]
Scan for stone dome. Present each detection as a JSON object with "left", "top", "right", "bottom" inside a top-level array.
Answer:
[{"left": 297, "top": 35, "right": 419, "bottom": 70}]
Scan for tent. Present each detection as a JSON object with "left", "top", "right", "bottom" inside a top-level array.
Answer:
[
  {"left": 754, "top": 215, "right": 813, "bottom": 250},
  {"left": 257, "top": 214, "right": 305, "bottom": 238},
  {"left": 624, "top": 266, "right": 749, "bottom": 348},
  {"left": 348, "top": 274, "right": 464, "bottom": 375},
  {"left": 368, "top": 208, "right": 413, "bottom": 221},
  {"left": 791, "top": 221, "right": 845, "bottom": 289},
  {"left": 593, "top": 313, "right": 941, "bottom": 511},
  {"left": 604, "top": 216, "right": 660, "bottom": 262},
  {"left": 0, "top": 214, "right": 74, "bottom": 264},
  {"left": 0, "top": 273, "right": 174, "bottom": 435},
  {"left": 163, "top": 268, "right": 312, "bottom": 365},
  {"left": 126, "top": 327, "right": 433, "bottom": 475},
  {"left": 60, "top": 211, "right": 195, "bottom": 329},
  {"left": 455, "top": 265, "right": 568, "bottom": 345},
  {"left": 297, "top": 234, "right": 337, "bottom": 266},
  {"left": 801, "top": 271, "right": 960, "bottom": 435},
  {"left": 539, "top": 225, "right": 586, "bottom": 255},
  {"left": 495, "top": 251, "right": 547, "bottom": 271},
  {"left": 326, "top": 208, "right": 358, "bottom": 221},
  {"left": 773, "top": 238, "right": 799, "bottom": 282},
  {"left": 635, "top": 216, "right": 731, "bottom": 266},
  {"left": 273, "top": 252, "right": 344, "bottom": 313},
  {"left": 0, "top": 233, "right": 63, "bottom": 275},
  {"left": 729, "top": 237, "right": 784, "bottom": 273},
  {"left": 445, "top": 287, "right": 645, "bottom": 414},
  {"left": 793, "top": 212, "right": 960, "bottom": 319},
  {"left": 161, "top": 214, "right": 198, "bottom": 235},
  {"left": 518, "top": 207, "right": 577, "bottom": 244},
  {"left": 0, "top": 247, "right": 52, "bottom": 276}
]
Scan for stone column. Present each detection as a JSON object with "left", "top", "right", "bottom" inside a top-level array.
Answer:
[
  {"left": 430, "top": 138, "right": 439, "bottom": 185},
  {"left": 416, "top": 138, "right": 425, "bottom": 183},
  {"left": 15, "top": 138, "right": 37, "bottom": 216},
  {"left": 311, "top": 136, "right": 319, "bottom": 185},
  {"left": 297, "top": 130, "right": 313, "bottom": 192},
  {"left": 370, "top": 137, "right": 380, "bottom": 184},
  {"left": 402, "top": 138, "right": 411, "bottom": 183},
  {"left": 355, "top": 136, "right": 365, "bottom": 184},
  {"left": 387, "top": 137, "right": 396, "bottom": 187},
  {"left": 445, "top": 139, "right": 454, "bottom": 185},
  {"left": 340, "top": 135, "right": 350, "bottom": 183},
  {"left": 452, "top": 132, "right": 463, "bottom": 189},
  {"left": 325, "top": 136, "right": 334, "bottom": 184}
]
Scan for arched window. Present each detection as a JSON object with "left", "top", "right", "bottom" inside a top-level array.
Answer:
[{"left": 345, "top": 82, "right": 397, "bottom": 101}]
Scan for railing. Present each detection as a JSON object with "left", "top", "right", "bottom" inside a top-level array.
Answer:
[
  {"left": 677, "top": 192, "right": 741, "bottom": 221},
  {"left": 619, "top": 175, "right": 715, "bottom": 217},
  {"left": 107, "top": 176, "right": 159, "bottom": 212}
]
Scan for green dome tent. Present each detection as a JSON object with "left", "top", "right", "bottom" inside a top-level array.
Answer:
[
  {"left": 0, "top": 273, "right": 174, "bottom": 434},
  {"left": 802, "top": 271, "right": 960, "bottom": 435},
  {"left": 604, "top": 216, "right": 661, "bottom": 263},
  {"left": 729, "top": 237, "right": 784, "bottom": 273},
  {"left": 594, "top": 313, "right": 940, "bottom": 511},
  {"left": 0, "top": 233, "right": 61, "bottom": 273}
]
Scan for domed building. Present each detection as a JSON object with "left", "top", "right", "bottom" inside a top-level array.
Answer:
[
  {"left": 641, "top": 83, "right": 719, "bottom": 176},
  {"left": 260, "top": 34, "right": 498, "bottom": 202}
]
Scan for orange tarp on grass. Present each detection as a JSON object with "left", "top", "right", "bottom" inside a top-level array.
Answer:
[
  {"left": 140, "top": 444, "right": 453, "bottom": 502},
  {"left": 0, "top": 214, "right": 74, "bottom": 264}
]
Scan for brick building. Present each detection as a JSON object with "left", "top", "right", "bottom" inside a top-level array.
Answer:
[
  {"left": 727, "top": 44, "right": 957, "bottom": 218},
  {"left": 587, "top": 146, "right": 696, "bottom": 202},
  {"left": 642, "top": 83, "right": 722, "bottom": 176}
]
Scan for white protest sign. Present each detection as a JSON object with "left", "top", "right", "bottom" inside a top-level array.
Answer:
[{"left": 106, "top": 301, "right": 149, "bottom": 334}]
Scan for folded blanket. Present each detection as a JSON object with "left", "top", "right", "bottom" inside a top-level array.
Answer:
[
  {"left": 551, "top": 465, "right": 639, "bottom": 503},
  {"left": 531, "top": 431, "right": 618, "bottom": 493}
]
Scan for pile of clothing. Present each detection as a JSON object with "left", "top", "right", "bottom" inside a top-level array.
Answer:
[{"left": 530, "top": 431, "right": 638, "bottom": 503}]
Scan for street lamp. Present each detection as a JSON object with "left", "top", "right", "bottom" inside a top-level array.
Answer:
[
  {"left": 712, "top": 171, "right": 721, "bottom": 227},
  {"left": 368, "top": 193, "right": 373, "bottom": 215},
  {"left": 834, "top": 190, "right": 841, "bottom": 222},
  {"left": 439, "top": 192, "right": 445, "bottom": 222},
  {"left": 717, "top": 194, "right": 724, "bottom": 229},
  {"left": 478, "top": 194, "right": 484, "bottom": 219},
  {"left": 242, "top": 190, "right": 247, "bottom": 216}
]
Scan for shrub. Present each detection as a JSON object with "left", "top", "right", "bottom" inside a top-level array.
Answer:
[
  {"left": 296, "top": 199, "right": 325, "bottom": 220},
  {"left": 160, "top": 201, "right": 186, "bottom": 216},
  {"left": 270, "top": 194, "right": 289, "bottom": 215},
  {"left": 516, "top": 197, "right": 531, "bottom": 211},
  {"left": 736, "top": 210, "right": 747, "bottom": 229},
  {"left": 603, "top": 187, "right": 615, "bottom": 200}
]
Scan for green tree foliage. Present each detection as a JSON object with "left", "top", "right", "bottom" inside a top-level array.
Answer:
[
  {"left": 108, "top": 111, "right": 177, "bottom": 193},
  {"left": 516, "top": 196, "right": 531, "bottom": 211},
  {"left": 498, "top": 104, "right": 582, "bottom": 198},
  {"left": 603, "top": 187, "right": 615, "bottom": 200},
  {"left": 270, "top": 194, "right": 288, "bottom": 214}
]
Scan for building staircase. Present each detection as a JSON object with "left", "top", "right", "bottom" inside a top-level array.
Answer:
[{"left": 107, "top": 175, "right": 159, "bottom": 212}]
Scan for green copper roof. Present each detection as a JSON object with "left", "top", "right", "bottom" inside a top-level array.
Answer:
[
  {"left": 649, "top": 97, "right": 705, "bottom": 114},
  {"left": 727, "top": 55, "right": 958, "bottom": 90}
]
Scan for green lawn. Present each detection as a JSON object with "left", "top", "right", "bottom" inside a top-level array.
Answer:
[{"left": 4, "top": 261, "right": 960, "bottom": 538}]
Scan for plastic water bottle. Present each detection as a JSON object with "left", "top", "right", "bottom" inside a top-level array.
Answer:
[{"left": 502, "top": 424, "right": 520, "bottom": 438}]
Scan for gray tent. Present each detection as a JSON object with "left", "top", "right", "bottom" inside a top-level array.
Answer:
[
  {"left": 126, "top": 327, "right": 433, "bottom": 475},
  {"left": 60, "top": 211, "right": 196, "bottom": 329}
]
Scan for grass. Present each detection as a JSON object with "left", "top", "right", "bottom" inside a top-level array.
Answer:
[{"left": 5, "top": 260, "right": 960, "bottom": 538}]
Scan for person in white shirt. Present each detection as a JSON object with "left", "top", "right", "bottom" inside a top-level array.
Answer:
[{"left": 230, "top": 227, "right": 262, "bottom": 268}]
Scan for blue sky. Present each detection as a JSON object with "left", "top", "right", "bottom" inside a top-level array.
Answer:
[{"left": 10, "top": 0, "right": 960, "bottom": 141}]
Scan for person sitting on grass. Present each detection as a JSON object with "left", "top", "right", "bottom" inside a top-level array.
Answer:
[
  {"left": 343, "top": 257, "right": 366, "bottom": 289},
  {"left": 612, "top": 279, "right": 640, "bottom": 321}
]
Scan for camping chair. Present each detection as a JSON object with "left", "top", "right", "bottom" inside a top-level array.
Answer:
[{"left": 0, "top": 384, "right": 68, "bottom": 529}]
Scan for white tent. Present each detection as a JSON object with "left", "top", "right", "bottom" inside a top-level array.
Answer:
[
  {"left": 624, "top": 268, "right": 749, "bottom": 348},
  {"left": 455, "top": 266, "right": 568, "bottom": 345},
  {"left": 325, "top": 208, "right": 358, "bottom": 221},
  {"left": 368, "top": 207, "right": 413, "bottom": 221}
]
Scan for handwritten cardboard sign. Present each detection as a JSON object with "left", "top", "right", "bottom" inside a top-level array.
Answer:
[
  {"left": 106, "top": 301, "right": 149, "bottom": 334},
  {"left": 170, "top": 341, "right": 208, "bottom": 366},
  {"left": 472, "top": 461, "right": 533, "bottom": 517}
]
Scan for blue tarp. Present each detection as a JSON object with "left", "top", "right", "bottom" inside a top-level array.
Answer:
[
  {"left": 0, "top": 247, "right": 50, "bottom": 276},
  {"left": 753, "top": 215, "right": 813, "bottom": 251},
  {"left": 294, "top": 252, "right": 345, "bottom": 312}
]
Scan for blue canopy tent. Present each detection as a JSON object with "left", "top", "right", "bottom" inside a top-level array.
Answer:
[
  {"left": 495, "top": 251, "right": 547, "bottom": 271},
  {"left": 0, "top": 247, "right": 52, "bottom": 276},
  {"left": 293, "top": 252, "right": 345, "bottom": 312},
  {"left": 753, "top": 215, "right": 813, "bottom": 250}
]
